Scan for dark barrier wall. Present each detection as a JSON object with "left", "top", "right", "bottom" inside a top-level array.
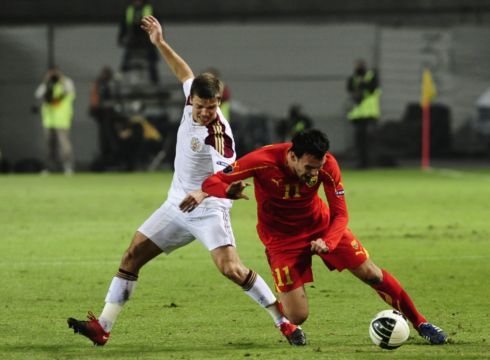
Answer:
[{"left": 1, "top": 0, "right": 489, "bottom": 25}]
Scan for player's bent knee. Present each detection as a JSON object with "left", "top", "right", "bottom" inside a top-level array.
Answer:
[
  {"left": 364, "top": 275, "right": 382, "bottom": 285},
  {"left": 279, "top": 287, "right": 309, "bottom": 324},
  {"left": 120, "top": 242, "right": 149, "bottom": 272},
  {"left": 120, "top": 247, "right": 139, "bottom": 271},
  {"left": 285, "top": 309, "right": 309, "bottom": 325},
  {"left": 120, "top": 233, "right": 163, "bottom": 272},
  {"left": 362, "top": 266, "right": 383, "bottom": 285},
  {"left": 359, "top": 270, "right": 383, "bottom": 285},
  {"left": 352, "top": 260, "right": 383, "bottom": 285},
  {"left": 281, "top": 302, "right": 309, "bottom": 325}
]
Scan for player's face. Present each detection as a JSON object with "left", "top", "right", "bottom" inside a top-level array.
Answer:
[
  {"left": 290, "top": 152, "right": 325, "bottom": 183},
  {"left": 191, "top": 95, "right": 220, "bottom": 126}
]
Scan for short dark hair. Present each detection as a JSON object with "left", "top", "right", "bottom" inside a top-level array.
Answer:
[
  {"left": 290, "top": 129, "right": 330, "bottom": 160},
  {"left": 190, "top": 72, "right": 223, "bottom": 100}
]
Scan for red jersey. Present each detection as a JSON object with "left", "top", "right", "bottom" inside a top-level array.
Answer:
[{"left": 202, "top": 143, "right": 348, "bottom": 252}]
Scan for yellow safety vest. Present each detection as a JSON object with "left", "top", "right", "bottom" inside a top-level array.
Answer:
[
  {"left": 348, "top": 70, "right": 381, "bottom": 121},
  {"left": 41, "top": 81, "right": 75, "bottom": 129},
  {"left": 126, "top": 4, "right": 153, "bottom": 25}
]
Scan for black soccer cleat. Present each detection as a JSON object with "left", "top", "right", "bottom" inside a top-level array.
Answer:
[
  {"left": 418, "top": 322, "right": 447, "bottom": 345},
  {"left": 279, "top": 322, "right": 307, "bottom": 346}
]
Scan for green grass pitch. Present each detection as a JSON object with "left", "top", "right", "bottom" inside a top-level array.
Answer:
[{"left": 1, "top": 168, "right": 489, "bottom": 359}]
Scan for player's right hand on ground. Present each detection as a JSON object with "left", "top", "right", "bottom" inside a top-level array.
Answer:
[
  {"left": 141, "top": 15, "right": 163, "bottom": 45},
  {"left": 226, "top": 181, "right": 250, "bottom": 200}
]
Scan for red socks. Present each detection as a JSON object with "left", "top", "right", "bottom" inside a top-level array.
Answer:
[{"left": 371, "top": 269, "right": 427, "bottom": 327}]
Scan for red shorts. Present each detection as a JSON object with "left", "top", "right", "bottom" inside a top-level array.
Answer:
[{"left": 264, "top": 229, "right": 369, "bottom": 293}]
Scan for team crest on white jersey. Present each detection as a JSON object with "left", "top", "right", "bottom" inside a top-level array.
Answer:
[{"left": 190, "top": 137, "right": 203, "bottom": 152}]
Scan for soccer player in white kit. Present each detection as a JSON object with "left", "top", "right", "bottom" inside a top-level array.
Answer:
[{"left": 68, "top": 15, "right": 305, "bottom": 346}]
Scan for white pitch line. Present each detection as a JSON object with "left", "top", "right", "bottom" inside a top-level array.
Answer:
[{"left": 427, "top": 167, "right": 490, "bottom": 180}]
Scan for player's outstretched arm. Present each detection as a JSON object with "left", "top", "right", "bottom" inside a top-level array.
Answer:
[{"left": 141, "top": 15, "right": 193, "bottom": 83}]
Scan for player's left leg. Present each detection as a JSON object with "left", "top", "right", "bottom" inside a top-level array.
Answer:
[
  {"left": 349, "top": 259, "right": 426, "bottom": 326},
  {"left": 349, "top": 259, "right": 447, "bottom": 344},
  {"left": 210, "top": 245, "right": 305, "bottom": 346},
  {"left": 97, "top": 231, "right": 163, "bottom": 330},
  {"left": 318, "top": 229, "right": 447, "bottom": 345},
  {"left": 67, "top": 231, "right": 162, "bottom": 345},
  {"left": 262, "top": 246, "right": 314, "bottom": 345},
  {"left": 194, "top": 207, "right": 305, "bottom": 346},
  {"left": 68, "top": 201, "right": 186, "bottom": 346},
  {"left": 277, "top": 286, "right": 309, "bottom": 325}
]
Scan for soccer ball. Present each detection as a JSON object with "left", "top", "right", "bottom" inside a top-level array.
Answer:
[{"left": 369, "top": 310, "right": 410, "bottom": 349}]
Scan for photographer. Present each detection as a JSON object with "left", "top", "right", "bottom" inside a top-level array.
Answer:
[{"left": 34, "top": 66, "right": 76, "bottom": 174}]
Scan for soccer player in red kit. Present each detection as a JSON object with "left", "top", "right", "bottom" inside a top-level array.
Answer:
[{"left": 199, "top": 129, "right": 447, "bottom": 345}]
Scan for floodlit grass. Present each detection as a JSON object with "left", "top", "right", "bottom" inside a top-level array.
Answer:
[{"left": 0, "top": 169, "right": 489, "bottom": 359}]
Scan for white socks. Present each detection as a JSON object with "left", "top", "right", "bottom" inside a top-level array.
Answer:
[
  {"left": 265, "top": 303, "right": 288, "bottom": 326},
  {"left": 243, "top": 273, "right": 287, "bottom": 325},
  {"left": 98, "top": 271, "right": 287, "bottom": 333},
  {"left": 99, "top": 276, "right": 137, "bottom": 332},
  {"left": 99, "top": 303, "right": 123, "bottom": 332},
  {"left": 104, "top": 276, "right": 137, "bottom": 304}
]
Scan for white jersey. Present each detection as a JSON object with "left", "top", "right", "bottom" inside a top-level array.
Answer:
[{"left": 166, "top": 78, "right": 235, "bottom": 209}]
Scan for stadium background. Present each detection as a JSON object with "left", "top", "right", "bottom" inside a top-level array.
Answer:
[
  {"left": 0, "top": 0, "right": 489, "bottom": 168},
  {"left": 1, "top": 2, "right": 489, "bottom": 358}
]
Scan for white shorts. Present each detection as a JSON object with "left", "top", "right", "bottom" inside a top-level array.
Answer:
[{"left": 138, "top": 201, "right": 236, "bottom": 254}]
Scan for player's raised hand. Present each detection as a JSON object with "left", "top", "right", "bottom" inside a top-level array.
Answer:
[
  {"left": 179, "top": 190, "right": 208, "bottom": 213},
  {"left": 226, "top": 181, "right": 251, "bottom": 200},
  {"left": 310, "top": 238, "right": 329, "bottom": 254},
  {"left": 141, "top": 15, "right": 164, "bottom": 45}
]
